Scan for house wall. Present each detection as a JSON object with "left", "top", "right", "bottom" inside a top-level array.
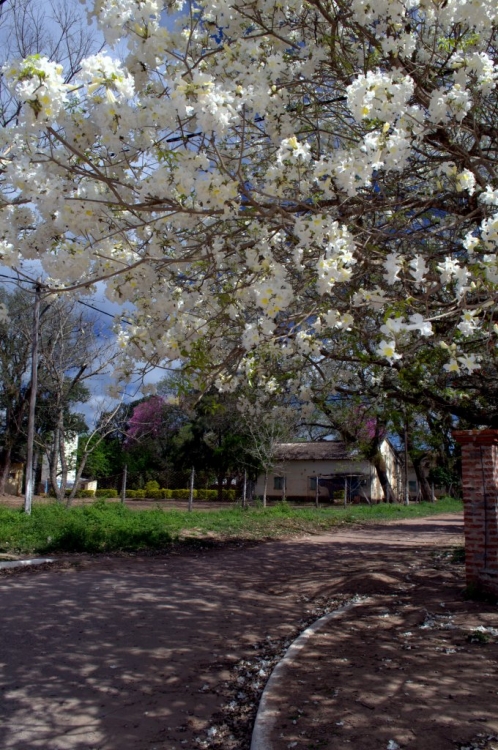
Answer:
[
  {"left": 5, "top": 463, "right": 23, "bottom": 496},
  {"left": 376, "top": 439, "right": 403, "bottom": 500},
  {"left": 255, "top": 458, "right": 373, "bottom": 501},
  {"left": 40, "top": 435, "right": 79, "bottom": 489}
]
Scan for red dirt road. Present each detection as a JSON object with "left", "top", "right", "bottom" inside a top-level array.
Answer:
[{"left": 0, "top": 513, "right": 495, "bottom": 750}]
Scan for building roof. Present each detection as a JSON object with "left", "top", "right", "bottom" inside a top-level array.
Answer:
[{"left": 274, "top": 442, "right": 359, "bottom": 461}]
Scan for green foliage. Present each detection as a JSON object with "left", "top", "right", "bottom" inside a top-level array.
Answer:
[
  {"left": 172, "top": 488, "right": 196, "bottom": 499},
  {"left": 145, "top": 480, "right": 160, "bottom": 494},
  {"left": 148, "top": 489, "right": 163, "bottom": 499},
  {"left": 77, "top": 489, "right": 95, "bottom": 498},
  {"left": 80, "top": 436, "right": 123, "bottom": 479},
  {"left": 467, "top": 629, "right": 491, "bottom": 644},
  {"left": 274, "top": 500, "right": 291, "bottom": 513},
  {"left": 126, "top": 489, "right": 147, "bottom": 499},
  {"left": 197, "top": 489, "right": 219, "bottom": 500},
  {"left": 95, "top": 489, "right": 118, "bottom": 498},
  {"left": 0, "top": 497, "right": 462, "bottom": 555},
  {"left": 451, "top": 545, "right": 465, "bottom": 563}
]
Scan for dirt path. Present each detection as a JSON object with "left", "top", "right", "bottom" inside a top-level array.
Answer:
[{"left": 0, "top": 513, "right": 495, "bottom": 750}]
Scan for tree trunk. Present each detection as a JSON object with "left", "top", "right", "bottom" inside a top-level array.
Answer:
[
  {"left": 0, "top": 447, "right": 12, "bottom": 495},
  {"left": 412, "top": 455, "right": 435, "bottom": 503},
  {"left": 371, "top": 451, "right": 397, "bottom": 503},
  {"left": 262, "top": 471, "right": 268, "bottom": 507},
  {"left": 217, "top": 472, "right": 224, "bottom": 503},
  {"left": 67, "top": 451, "right": 90, "bottom": 507},
  {"left": 49, "top": 424, "right": 64, "bottom": 503},
  {"left": 58, "top": 421, "right": 68, "bottom": 501}
]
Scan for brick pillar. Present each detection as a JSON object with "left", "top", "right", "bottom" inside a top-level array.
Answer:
[{"left": 453, "top": 429, "right": 498, "bottom": 595}]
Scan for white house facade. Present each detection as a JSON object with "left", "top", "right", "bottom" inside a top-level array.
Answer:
[{"left": 254, "top": 441, "right": 402, "bottom": 503}]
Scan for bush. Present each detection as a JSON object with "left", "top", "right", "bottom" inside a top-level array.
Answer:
[
  {"left": 171, "top": 488, "right": 197, "bottom": 500},
  {"left": 162, "top": 489, "right": 172, "bottom": 499},
  {"left": 126, "top": 489, "right": 146, "bottom": 499},
  {"left": 196, "top": 489, "right": 235, "bottom": 501},
  {"left": 197, "top": 489, "right": 218, "bottom": 500},
  {"left": 78, "top": 489, "right": 95, "bottom": 498},
  {"left": 148, "top": 489, "right": 163, "bottom": 499},
  {"left": 145, "top": 480, "right": 160, "bottom": 494},
  {"left": 96, "top": 489, "right": 118, "bottom": 498}
]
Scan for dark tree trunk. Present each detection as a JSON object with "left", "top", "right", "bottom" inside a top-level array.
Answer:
[
  {"left": 217, "top": 472, "right": 224, "bottom": 502},
  {"left": 0, "top": 447, "right": 12, "bottom": 495},
  {"left": 412, "top": 455, "right": 435, "bottom": 502}
]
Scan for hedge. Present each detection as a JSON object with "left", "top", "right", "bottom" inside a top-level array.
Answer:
[
  {"left": 78, "top": 489, "right": 95, "bottom": 498},
  {"left": 95, "top": 489, "right": 118, "bottom": 498},
  {"left": 125, "top": 488, "right": 236, "bottom": 501}
]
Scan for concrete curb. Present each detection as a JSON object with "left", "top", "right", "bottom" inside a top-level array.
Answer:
[
  {"left": 0, "top": 558, "right": 55, "bottom": 570},
  {"left": 250, "top": 599, "right": 367, "bottom": 750}
]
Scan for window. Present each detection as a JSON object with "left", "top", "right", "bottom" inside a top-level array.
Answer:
[
  {"left": 309, "top": 477, "right": 317, "bottom": 491},
  {"left": 408, "top": 480, "right": 417, "bottom": 493},
  {"left": 273, "top": 476, "right": 285, "bottom": 490}
]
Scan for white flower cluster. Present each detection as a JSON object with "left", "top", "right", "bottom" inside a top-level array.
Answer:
[{"left": 0, "top": 0, "right": 496, "bottom": 390}]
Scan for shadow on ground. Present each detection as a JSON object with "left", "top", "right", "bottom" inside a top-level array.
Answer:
[{"left": 0, "top": 513, "right": 484, "bottom": 750}]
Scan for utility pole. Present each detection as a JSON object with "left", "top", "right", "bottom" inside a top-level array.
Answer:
[
  {"left": 24, "top": 283, "right": 41, "bottom": 515},
  {"left": 121, "top": 464, "right": 127, "bottom": 504}
]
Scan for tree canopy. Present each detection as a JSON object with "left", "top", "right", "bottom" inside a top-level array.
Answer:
[{"left": 1, "top": 0, "right": 497, "bottom": 424}]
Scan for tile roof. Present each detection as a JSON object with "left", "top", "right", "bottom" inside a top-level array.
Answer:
[{"left": 274, "top": 442, "right": 359, "bottom": 461}]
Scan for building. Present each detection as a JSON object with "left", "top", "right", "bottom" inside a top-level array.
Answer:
[{"left": 254, "top": 441, "right": 402, "bottom": 503}]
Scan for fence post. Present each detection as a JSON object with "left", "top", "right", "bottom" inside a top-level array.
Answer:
[
  {"left": 121, "top": 464, "right": 127, "bottom": 504},
  {"left": 188, "top": 467, "right": 195, "bottom": 512}
]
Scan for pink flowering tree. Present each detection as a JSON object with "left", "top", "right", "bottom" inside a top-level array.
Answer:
[{"left": 124, "top": 396, "right": 167, "bottom": 447}]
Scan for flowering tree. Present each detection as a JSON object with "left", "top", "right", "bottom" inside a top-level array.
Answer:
[
  {"left": 124, "top": 395, "right": 168, "bottom": 445},
  {"left": 1, "top": 0, "right": 498, "bottom": 422}
]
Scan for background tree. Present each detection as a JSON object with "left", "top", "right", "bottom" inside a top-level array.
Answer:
[
  {"left": 0, "top": 287, "right": 32, "bottom": 493},
  {"left": 122, "top": 395, "right": 188, "bottom": 489},
  {"left": 33, "top": 297, "right": 117, "bottom": 502}
]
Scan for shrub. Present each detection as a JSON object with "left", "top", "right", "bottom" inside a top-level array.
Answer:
[
  {"left": 126, "top": 489, "right": 146, "bottom": 499},
  {"left": 171, "top": 488, "right": 197, "bottom": 500},
  {"left": 78, "top": 489, "right": 95, "bottom": 498},
  {"left": 145, "top": 480, "right": 160, "bottom": 494},
  {"left": 96, "top": 489, "right": 118, "bottom": 498},
  {"left": 197, "top": 489, "right": 218, "bottom": 500},
  {"left": 148, "top": 489, "right": 163, "bottom": 499},
  {"left": 222, "top": 489, "right": 236, "bottom": 501}
]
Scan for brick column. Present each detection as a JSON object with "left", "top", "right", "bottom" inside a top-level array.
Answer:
[{"left": 453, "top": 429, "right": 498, "bottom": 595}]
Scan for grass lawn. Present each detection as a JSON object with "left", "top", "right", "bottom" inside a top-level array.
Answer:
[{"left": 0, "top": 497, "right": 463, "bottom": 556}]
